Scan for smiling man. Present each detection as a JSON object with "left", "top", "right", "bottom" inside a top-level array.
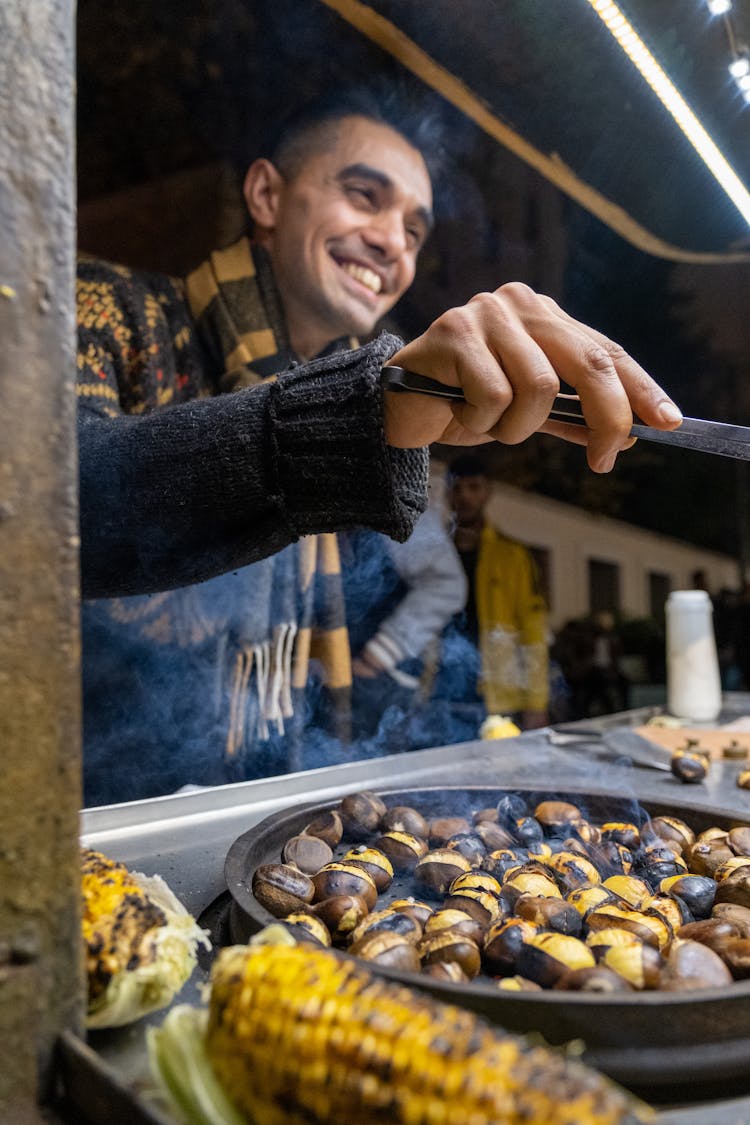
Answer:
[
  {"left": 243, "top": 113, "right": 433, "bottom": 357},
  {"left": 77, "top": 82, "right": 682, "bottom": 803}
]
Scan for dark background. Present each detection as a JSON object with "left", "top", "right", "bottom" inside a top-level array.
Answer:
[{"left": 76, "top": 0, "right": 750, "bottom": 561}]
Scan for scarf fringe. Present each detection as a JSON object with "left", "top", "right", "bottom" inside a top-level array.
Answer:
[{"left": 225, "top": 623, "right": 298, "bottom": 758}]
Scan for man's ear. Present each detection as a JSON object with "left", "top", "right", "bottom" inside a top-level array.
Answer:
[{"left": 242, "top": 159, "right": 285, "bottom": 231}]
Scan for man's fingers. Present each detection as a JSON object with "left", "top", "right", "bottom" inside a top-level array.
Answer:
[{"left": 536, "top": 293, "right": 683, "bottom": 430}]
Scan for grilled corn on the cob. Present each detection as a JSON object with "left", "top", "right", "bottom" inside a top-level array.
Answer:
[
  {"left": 150, "top": 936, "right": 652, "bottom": 1125},
  {"left": 82, "top": 846, "right": 208, "bottom": 1028}
]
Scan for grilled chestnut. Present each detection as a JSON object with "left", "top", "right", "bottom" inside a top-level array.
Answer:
[
  {"left": 474, "top": 821, "right": 516, "bottom": 851},
  {"left": 448, "top": 871, "right": 502, "bottom": 897},
  {"left": 483, "top": 917, "right": 538, "bottom": 975},
  {"left": 714, "top": 869, "right": 750, "bottom": 910},
  {"left": 687, "top": 839, "right": 735, "bottom": 878},
  {"left": 312, "top": 862, "right": 378, "bottom": 909},
  {"left": 418, "top": 930, "right": 481, "bottom": 978},
  {"left": 349, "top": 930, "right": 421, "bottom": 971},
  {"left": 728, "top": 826, "right": 750, "bottom": 856},
  {"left": 379, "top": 805, "right": 429, "bottom": 838},
  {"left": 312, "top": 894, "right": 370, "bottom": 943},
  {"left": 350, "top": 906, "right": 423, "bottom": 946},
  {"left": 599, "top": 939, "right": 663, "bottom": 989},
  {"left": 443, "top": 888, "right": 502, "bottom": 927},
  {"left": 517, "top": 933, "right": 595, "bottom": 987},
  {"left": 502, "top": 871, "right": 562, "bottom": 907},
  {"left": 602, "top": 875, "right": 652, "bottom": 911},
  {"left": 282, "top": 911, "right": 331, "bottom": 947},
  {"left": 569, "top": 821, "right": 602, "bottom": 846},
  {"left": 737, "top": 769, "right": 750, "bottom": 790},
  {"left": 533, "top": 800, "right": 583, "bottom": 834},
  {"left": 547, "top": 852, "right": 601, "bottom": 893},
  {"left": 660, "top": 874, "right": 716, "bottom": 920},
  {"left": 646, "top": 895, "right": 688, "bottom": 934},
  {"left": 495, "top": 975, "right": 543, "bottom": 991},
  {"left": 303, "top": 810, "right": 343, "bottom": 848},
  {"left": 480, "top": 848, "right": 525, "bottom": 881},
  {"left": 714, "top": 937, "right": 750, "bottom": 979},
  {"left": 601, "top": 822, "right": 641, "bottom": 851},
  {"left": 566, "top": 885, "right": 618, "bottom": 920},
  {"left": 661, "top": 938, "right": 733, "bottom": 990},
  {"left": 390, "top": 897, "right": 434, "bottom": 927},
  {"left": 553, "top": 966, "right": 632, "bottom": 992},
  {"left": 473, "top": 806, "right": 499, "bottom": 825},
  {"left": 643, "top": 815, "right": 694, "bottom": 854},
  {"left": 714, "top": 856, "right": 750, "bottom": 884},
  {"left": 414, "top": 848, "right": 472, "bottom": 897},
  {"left": 712, "top": 902, "right": 750, "bottom": 937},
  {"left": 445, "top": 832, "right": 487, "bottom": 866},
  {"left": 342, "top": 845, "right": 394, "bottom": 892},
  {"left": 671, "top": 750, "right": 708, "bottom": 784},
  {"left": 428, "top": 816, "right": 471, "bottom": 846},
  {"left": 423, "top": 908, "right": 486, "bottom": 947},
  {"left": 586, "top": 926, "right": 642, "bottom": 961},
  {"left": 496, "top": 794, "right": 529, "bottom": 828},
  {"left": 592, "top": 840, "right": 633, "bottom": 877},
  {"left": 373, "top": 831, "right": 429, "bottom": 872},
  {"left": 514, "top": 817, "right": 545, "bottom": 850},
  {"left": 697, "top": 827, "right": 729, "bottom": 845},
  {"left": 423, "top": 960, "right": 469, "bottom": 983},
  {"left": 678, "top": 918, "right": 739, "bottom": 953},
  {"left": 281, "top": 834, "right": 333, "bottom": 875},
  {"left": 514, "top": 893, "right": 582, "bottom": 936},
  {"left": 252, "top": 863, "right": 315, "bottom": 917},
  {"left": 339, "top": 791, "right": 386, "bottom": 839},
  {"left": 586, "top": 904, "right": 671, "bottom": 950}
]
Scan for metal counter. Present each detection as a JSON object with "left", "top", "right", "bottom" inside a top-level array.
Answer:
[{"left": 72, "top": 711, "right": 750, "bottom": 1124}]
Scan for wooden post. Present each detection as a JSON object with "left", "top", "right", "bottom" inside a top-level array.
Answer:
[{"left": 0, "top": 1, "right": 82, "bottom": 1120}]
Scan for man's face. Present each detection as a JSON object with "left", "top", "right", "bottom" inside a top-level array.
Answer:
[
  {"left": 451, "top": 475, "right": 490, "bottom": 525},
  {"left": 263, "top": 116, "right": 433, "bottom": 349}
]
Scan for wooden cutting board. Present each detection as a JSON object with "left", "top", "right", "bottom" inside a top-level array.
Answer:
[{"left": 635, "top": 723, "right": 750, "bottom": 760}]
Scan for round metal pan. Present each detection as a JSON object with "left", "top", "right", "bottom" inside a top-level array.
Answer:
[{"left": 224, "top": 784, "right": 750, "bottom": 1096}]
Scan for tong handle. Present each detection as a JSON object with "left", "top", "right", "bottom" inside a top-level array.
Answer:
[{"left": 381, "top": 365, "right": 586, "bottom": 426}]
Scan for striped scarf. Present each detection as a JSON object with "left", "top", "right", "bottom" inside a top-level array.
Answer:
[{"left": 97, "top": 238, "right": 353, "bottom": 765}]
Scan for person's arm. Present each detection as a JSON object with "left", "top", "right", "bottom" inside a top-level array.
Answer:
[
  {"left": 356, "top": 509, "right": 467, "bottom": 677},
  {"left": 79, "top": 332, "right": 427, "bottom": 598}
]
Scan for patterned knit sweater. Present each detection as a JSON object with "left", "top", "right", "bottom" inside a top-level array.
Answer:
[
  {"left": 77, "top": 240, "right": 428, "bottom": 597},
  {"left": 76, "top": 239, "right": 428, "bottom": 802}
]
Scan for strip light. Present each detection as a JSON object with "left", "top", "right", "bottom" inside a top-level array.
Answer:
[{"left": 587, "top": 0, "right": 750, "bottom": 228}]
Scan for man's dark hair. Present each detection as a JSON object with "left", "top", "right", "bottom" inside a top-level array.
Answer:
[
  {"left": 447, "top": 453, "right": 489, "bottom": 480},
  {"left": 266, "top": 78, "right": 447, "bottom": 190}
]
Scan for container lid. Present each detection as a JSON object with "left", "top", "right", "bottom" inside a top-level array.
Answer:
[{"left": 666, "top": 589, "right": 712, "bottom": 608}]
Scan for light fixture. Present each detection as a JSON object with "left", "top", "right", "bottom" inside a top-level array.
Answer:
[
  {"left": 707, "top": 0, "right": 732, "bottom": 15},
  {"left": 738, "top": 73, "right": 750, "bottom": 91},
  {"left": 729, "top": 55, "right": 750, "bottom": 78},
  {"left": 587, "top": 0, "right": 750, "bottom": 228}
]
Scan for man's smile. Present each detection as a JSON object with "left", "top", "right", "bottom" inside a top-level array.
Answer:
[{"left": 333, "top": 255, "right": 384, "bottom": 297}]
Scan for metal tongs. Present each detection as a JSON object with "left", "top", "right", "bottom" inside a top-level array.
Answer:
[{"left": 382, "top": 366, "right": 750, "bottom": 461}]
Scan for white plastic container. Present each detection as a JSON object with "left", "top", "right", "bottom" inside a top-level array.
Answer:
[{"left": 665, "top": 590, "right": 722, "bottom": 722}]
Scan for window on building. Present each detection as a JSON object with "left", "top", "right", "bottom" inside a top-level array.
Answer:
[
  {"left": 588, "top": 558, "right": 620, "bottom": 614},
  {"left": 648, "top": 571, "right": 671, "bottom": 619},
  {"left": 528, "top": 545, "right": 552, "bottom": 611}
]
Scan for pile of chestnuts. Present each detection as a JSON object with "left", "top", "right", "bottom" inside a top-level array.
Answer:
[{"left": 250, "top": 789, "right": 750, "bottom": 994}]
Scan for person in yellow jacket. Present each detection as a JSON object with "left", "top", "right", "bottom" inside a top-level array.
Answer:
[{"left": 445, "top": 453, "right": 549, "bottom": 731}]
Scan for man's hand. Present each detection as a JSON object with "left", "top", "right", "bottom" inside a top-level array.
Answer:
[{"left": 383, "top": 283, "right": 682, "bottom": 473}]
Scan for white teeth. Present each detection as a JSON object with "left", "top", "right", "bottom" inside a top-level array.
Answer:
[{"left": 340, "top": 261, "right": 382, "bottom": 294}]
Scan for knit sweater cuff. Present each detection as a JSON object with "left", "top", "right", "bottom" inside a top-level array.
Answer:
[{"left": 268, "top": 332, "right": 429, "bottom": 542}]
